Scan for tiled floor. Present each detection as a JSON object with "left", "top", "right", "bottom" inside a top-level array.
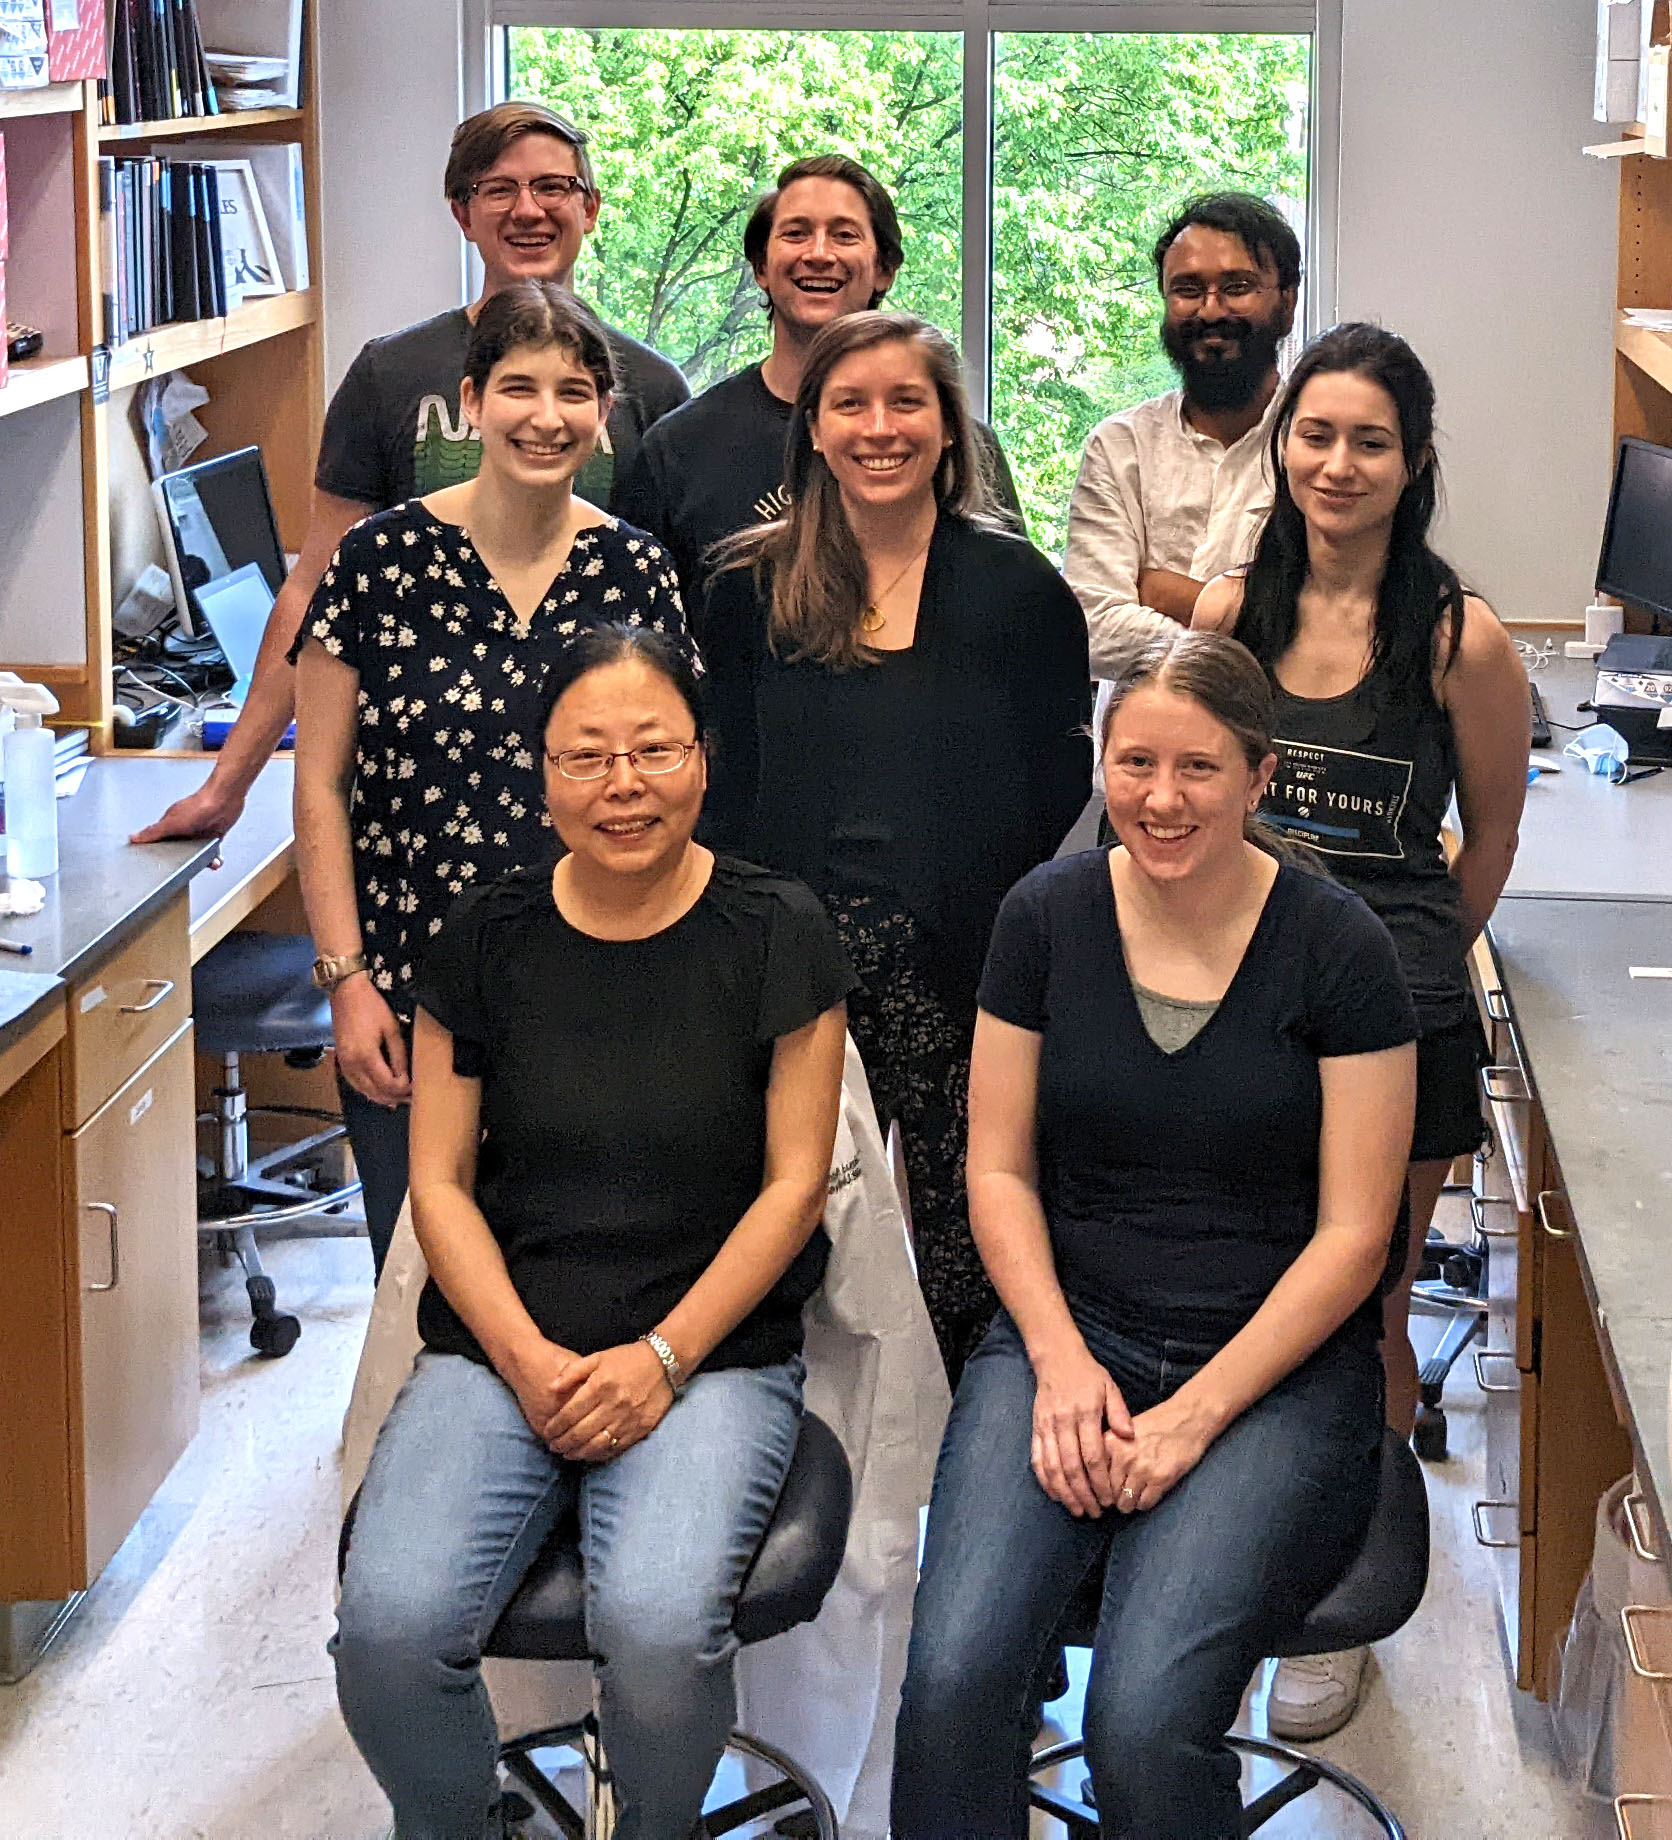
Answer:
[{"left": 0, "top": 1206, "right": 1614, "bottom": 1838}]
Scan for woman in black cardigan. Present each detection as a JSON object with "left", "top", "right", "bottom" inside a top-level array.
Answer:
[{"left": 703, "top": 311, "right": 1091, "bottom": 1384}]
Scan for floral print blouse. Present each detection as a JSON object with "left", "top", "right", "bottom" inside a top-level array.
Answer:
[{"left": 296, "top": 499, "right": 689, "bottom": 1020}]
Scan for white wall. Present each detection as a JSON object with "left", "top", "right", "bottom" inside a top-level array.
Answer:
[
  {"left": 316, "top": 0, "right": 1619, "bottom": 619},
  {"left": 317, "top": 5, "right": 465, "bottom": 391},
  {"left": 1336, "top": 0, "right": 1616, "bottom": 620}
]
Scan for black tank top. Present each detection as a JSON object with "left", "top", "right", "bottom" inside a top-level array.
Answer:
[{"left": 1263, "top": 667, "right": 1468, "bottom": 1031}]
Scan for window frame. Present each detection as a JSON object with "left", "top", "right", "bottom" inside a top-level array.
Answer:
[{"left": 462, "top": 0, "right": 1340, "bottom": 415}]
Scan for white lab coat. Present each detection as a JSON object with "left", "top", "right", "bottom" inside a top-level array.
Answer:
[{"left": 340, "top": 1034, "right": 950, "bottom": 1839}]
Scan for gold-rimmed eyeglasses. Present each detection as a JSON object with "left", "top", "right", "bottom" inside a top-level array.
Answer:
[
  {"left": 546, "top": 742, "right": 698, "bottom": 781},
  {"left": 469, "top": 174, "right": 590, "bottom": 212}
]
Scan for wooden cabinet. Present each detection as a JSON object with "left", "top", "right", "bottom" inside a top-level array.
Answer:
[
  {"left": 0, "top": 894, "right": 200, "bottom": 1604},
  {"left": 71, "top": 1021, "right": 198, "bottom": 1580}
]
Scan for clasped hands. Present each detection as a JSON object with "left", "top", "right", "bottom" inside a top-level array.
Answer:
[
  {"left": 506, "top": 1336, "right": 675, "bottom": 1463},
  {"left": 1030, "top": 1340, "right": 1218, "bottom": 1520}
]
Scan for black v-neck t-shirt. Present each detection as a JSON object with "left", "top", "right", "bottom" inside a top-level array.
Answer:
[
  {"left": 978, "top": 852, "right": 1416, "bottom": 1345},
  {"left": 414, "top": 857, "right": 859, "bottom": 1371}
]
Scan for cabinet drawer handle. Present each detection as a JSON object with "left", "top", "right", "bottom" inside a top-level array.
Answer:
[
  {"left": 1471, "top": 1500, "right": 1519, "bottom": 1548},
  {"left": 84, "top": 1201, "right": 119, "bottom": 1292},
  {"left": 1625, "top": 1491, "right": 1662, "bottom": 1565},
  {"left": 1484, "top": 988, "right": 1511, "bottom": 1023},
  {"left": 1535, "top": 1189, "right": 1573, "bottom": 1241},
  {"left": 1618, "top": 1794, "right": 1672, "bottom": 1839},
  {"left": 1469, "top": 1193, "right": 1518, "bottom": 1240},
  {"left": 1480, "top": 1064, "right": 1527, "bottom": 1104},
  {"left": 1472, "top": 1350, "right": 1519, "bottom": 1394},
  {"left": 119, "top": 978, "right": 175, "bottom": 1015},
  {"left": 1622, "top": 1606, "right": 1672, "bottom": 1681}
]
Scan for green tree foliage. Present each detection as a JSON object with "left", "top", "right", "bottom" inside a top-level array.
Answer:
[{"left": 509, "top": 27, "right": 1307, "bottom": 554}]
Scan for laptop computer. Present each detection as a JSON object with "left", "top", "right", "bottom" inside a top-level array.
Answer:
[{"left": 195, "top": 563, "right": 293, "bottom": 748}]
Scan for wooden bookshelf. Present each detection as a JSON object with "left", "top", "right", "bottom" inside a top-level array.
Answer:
[
  {"left": 98, "top": 106, "right": 303, "bottom": 144},
  {"left": 1612, "top": 145, "right": 1672, "bottom": 458},
  {"left": 106, "top": 289, "right": 319, "bottom": 391},
  {"left": 0, "top": 355, "right": 90, "bottom": 422},
  {"left": 0, "top": 4, "right": 324, "bottom": 752},
  {"left": 1616, "top": 313, "right": 1672, "bottom": 398},
  {"left": 0, "top": 84, "right": 82, "bottom": 122}
]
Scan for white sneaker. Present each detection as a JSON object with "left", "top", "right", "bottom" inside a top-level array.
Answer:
[{"left": 1266, "top": 1646, "right": 1370, "bottom": 1740}]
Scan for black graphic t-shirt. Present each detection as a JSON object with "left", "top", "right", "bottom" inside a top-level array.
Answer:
[
  {"left": 292, "top": 501, "right": 688, "bottom": 1022},
  {"left": 1263, "top": 671, "right": 1468, "bottom": 1030},
  {"left": 314, "top": 307, "right": 690, "bottom": 514},
  {"left": 617, "top": 360, "right": 1028, "bottom": 613}
]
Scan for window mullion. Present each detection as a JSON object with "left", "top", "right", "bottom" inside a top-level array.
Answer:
[{"left": 961, "top": 6, "right": 994, "bottom": 419}]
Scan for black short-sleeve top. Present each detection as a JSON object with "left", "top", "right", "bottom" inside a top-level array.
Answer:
[
  {"left": 414, "top": 856, "right": 860, "bottom": 1371},
  {"left": 978, "top": 852, "right": 1417, "bottom": 1345},
  {"left": 292, "top": 500, "right": 688, "bottom": 1021}
]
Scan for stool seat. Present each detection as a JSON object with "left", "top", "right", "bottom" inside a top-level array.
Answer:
[
  {"left": 193, "top": 932, "right": 334, "bottom": 1057},
  {"left": 487, "top": 1411, "right": 852, "bottom": 1661}
]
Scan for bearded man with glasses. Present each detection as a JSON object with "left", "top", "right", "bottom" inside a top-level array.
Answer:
[
  {"left": 1064, "top": 190, "right": 1300, "bottom": 720},
  {"left": 136, "top": 101, "right": 688, "bottom": 849}
]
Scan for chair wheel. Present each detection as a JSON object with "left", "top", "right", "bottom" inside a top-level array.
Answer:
[
  {"left": 1413, "top": 1405, "right": 1447, "bottom": 1461},
  {"left": 250, "top": 1312, "right": 301, "bottom": 1358}
]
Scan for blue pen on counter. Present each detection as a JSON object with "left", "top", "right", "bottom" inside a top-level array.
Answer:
[{"left": 0, "top": 938, "right": 34, "bottom": 956}]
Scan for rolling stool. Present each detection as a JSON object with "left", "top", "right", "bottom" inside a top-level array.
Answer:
[
  {"left": 1027, "top": 1425, "right": 1430, "bottom": 1838},
  {"left": 339, "top": 1411, "right": 852, "bottom": 1839},
  {"left": 194, "top": 932, "right": 363, "bottom": 1358},
  {"left": 1408, "top": 1135, "right": 1502, "bottom": 1461}
]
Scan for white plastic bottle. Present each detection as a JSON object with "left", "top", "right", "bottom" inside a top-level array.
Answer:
[{"left": 1, "top": 680, "right": 62, "bottom": 879}]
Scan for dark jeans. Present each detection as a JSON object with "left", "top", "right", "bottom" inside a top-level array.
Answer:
[
  {"left": 337, "top": 1073, "right": 409, "bottom": 1282},
  {"left": 892, "top": 1307, "right": 1382, "bottom": 1840}
]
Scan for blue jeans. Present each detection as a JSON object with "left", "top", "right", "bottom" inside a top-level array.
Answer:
[
  {"left": 892, "top": 1308, "right": 1382, "bottom": 1840},
  {"left": 335, "top": 1348, "right": 805, "bottom": 1840},
  {"left": 336, "top": 1071, "right": 409, "bottom": 1281}
]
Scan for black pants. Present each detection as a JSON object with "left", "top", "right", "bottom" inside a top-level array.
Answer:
[{"left": 827, "top": 895, "right": 996, "bottom": 1390}]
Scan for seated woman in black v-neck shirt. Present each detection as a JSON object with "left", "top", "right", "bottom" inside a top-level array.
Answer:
[
  {"left": 333, "top": 625, "right": 855, "bottom": 1840},
  {"left": 292, "top": 283, "right": 689, "bottom": 1280},
  {"left": 893, "top": 631, "right": 1418, "bottom": 1840}
]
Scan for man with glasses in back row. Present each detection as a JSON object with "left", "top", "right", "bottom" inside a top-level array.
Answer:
[
  {"left": 135, "top": 101, "right": 688, "bottom": 848},
  {"left": 1064, "top": 190, "right": 1299, "bottom": 725}
]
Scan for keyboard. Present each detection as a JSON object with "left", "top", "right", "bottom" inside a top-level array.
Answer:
[{"left": 1529, "top": 681, "right": 1552, "bottom": 748}]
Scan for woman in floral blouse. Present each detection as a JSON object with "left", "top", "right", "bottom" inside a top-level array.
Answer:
[{"left": 293, "top": 280, "right": 689, "bottom": 1277}]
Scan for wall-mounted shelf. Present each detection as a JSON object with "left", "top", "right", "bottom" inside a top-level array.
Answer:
[
  {"left": 0, "top": 355, "right": 89, "bottom": 422},
  {"left": 0, "top": 83, "right": 82, "bottom": 122},
  {"left": 1586, "top": 134, "right": 1653, "bottom": 159},
  {"left": 106, "top": 289, "right": 319, "bottom": 390},
  {"left": 1617, "top": 313, "right": 1672, "bottom": 396},
  {"left": 98, "top": 107, "right": 304, "bottom": 144}
]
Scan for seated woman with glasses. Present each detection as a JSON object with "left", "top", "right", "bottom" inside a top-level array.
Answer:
[
  {"left": 293, "top": 280, "right": 686, "bottom": 1281},
  {"left": 703, "top": 310, "right": 1091, "bottom": 1389},
  {"left": 892, "top": 630, "right": 1417, "bottom": 1840},
  {"left": 333, "top": 623, "right": 856, "bottom": 1840}
]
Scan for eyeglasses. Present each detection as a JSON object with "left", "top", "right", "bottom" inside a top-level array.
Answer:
[
  {"left": 546, "top": 742, "right": 697, "bottom": 780},
  {"left": 1163, "top": 276, "right": 1271, "bottom": 307},
  {"left": 469, "top": 174, "right": 590, "bottom": 211}
]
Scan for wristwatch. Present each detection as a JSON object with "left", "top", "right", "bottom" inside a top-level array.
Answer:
[
  {"left": 311, "top": 950, "right": 368, "bottom": 991},
  {"left": 640, "top": 1330, "right": 688, "bottom": 1398}
]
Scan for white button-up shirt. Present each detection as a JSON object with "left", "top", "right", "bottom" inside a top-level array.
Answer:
[{"left": 1063, "top": 386, "right": 1280, "bottom": 682}]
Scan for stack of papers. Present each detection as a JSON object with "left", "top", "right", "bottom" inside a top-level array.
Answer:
[
  {"left": 205, "top": 48, "right": 289, "bottom": 109},
  {"left": 1622, "top": 307, "right": 1672, "bottom": 331}
]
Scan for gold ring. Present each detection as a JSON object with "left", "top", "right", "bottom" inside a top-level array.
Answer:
[
  {"left": 1119, "top": 1486, "right": 1135, "bottom": 1502},
  {"left": 608, "top": 1433, "right": 618, "bottom": 1448}
]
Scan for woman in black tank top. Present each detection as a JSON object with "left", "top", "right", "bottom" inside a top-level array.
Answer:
[{"left": 1194, "top": 322, "right": 1530, "bottom": 1739}]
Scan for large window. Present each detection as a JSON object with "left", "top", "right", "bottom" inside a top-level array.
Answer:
[{"left": 493, "top": 8, "right": 1321, "bottom": 555}]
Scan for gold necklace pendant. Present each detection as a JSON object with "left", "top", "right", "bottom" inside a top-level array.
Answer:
[{"left": 861, "top": 605, "right": 886, "bottom": 633}]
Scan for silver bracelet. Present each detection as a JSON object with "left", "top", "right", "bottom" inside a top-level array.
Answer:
[{"left": 640, "top": 1330, "right": 687, "bottom": 1398}]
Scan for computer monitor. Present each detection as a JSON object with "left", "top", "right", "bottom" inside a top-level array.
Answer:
[
  {"left": 151, "top": 445, "right": 287, "bottom": 638},
  {"left": 1596, "top": 436, "right": 1672, "bottom": 631}
]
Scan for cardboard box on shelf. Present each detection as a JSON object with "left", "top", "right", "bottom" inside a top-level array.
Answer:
[{"left": 47, "top": 0, "right": 106, "bottom": 83}]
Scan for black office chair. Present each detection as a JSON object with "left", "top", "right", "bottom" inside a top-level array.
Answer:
[
  {"left": 1026, "top": 1424, "right": 1430, "bottom": 1838},
  {"left": 339, "top": 1411, "right": 853, "bottom": 1839},
  {"left": 193, "top": 932, "right": 363, "bottom": 1357}
]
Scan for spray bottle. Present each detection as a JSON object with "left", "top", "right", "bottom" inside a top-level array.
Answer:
[{"left": 0, "top": 678, "right": 61, "bottom": 879}]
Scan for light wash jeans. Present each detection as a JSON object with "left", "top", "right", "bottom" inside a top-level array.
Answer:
[{"left": 334, "top": 1348, "right": 805, "bottom": 1840}]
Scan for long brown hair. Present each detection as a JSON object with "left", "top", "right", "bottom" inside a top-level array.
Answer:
[
  {"left": 1101, "top": 628, "right": 1322, "bottom": 873},
  {"left": 713, "top": 312, "right": 998, "bottom": 670}
]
